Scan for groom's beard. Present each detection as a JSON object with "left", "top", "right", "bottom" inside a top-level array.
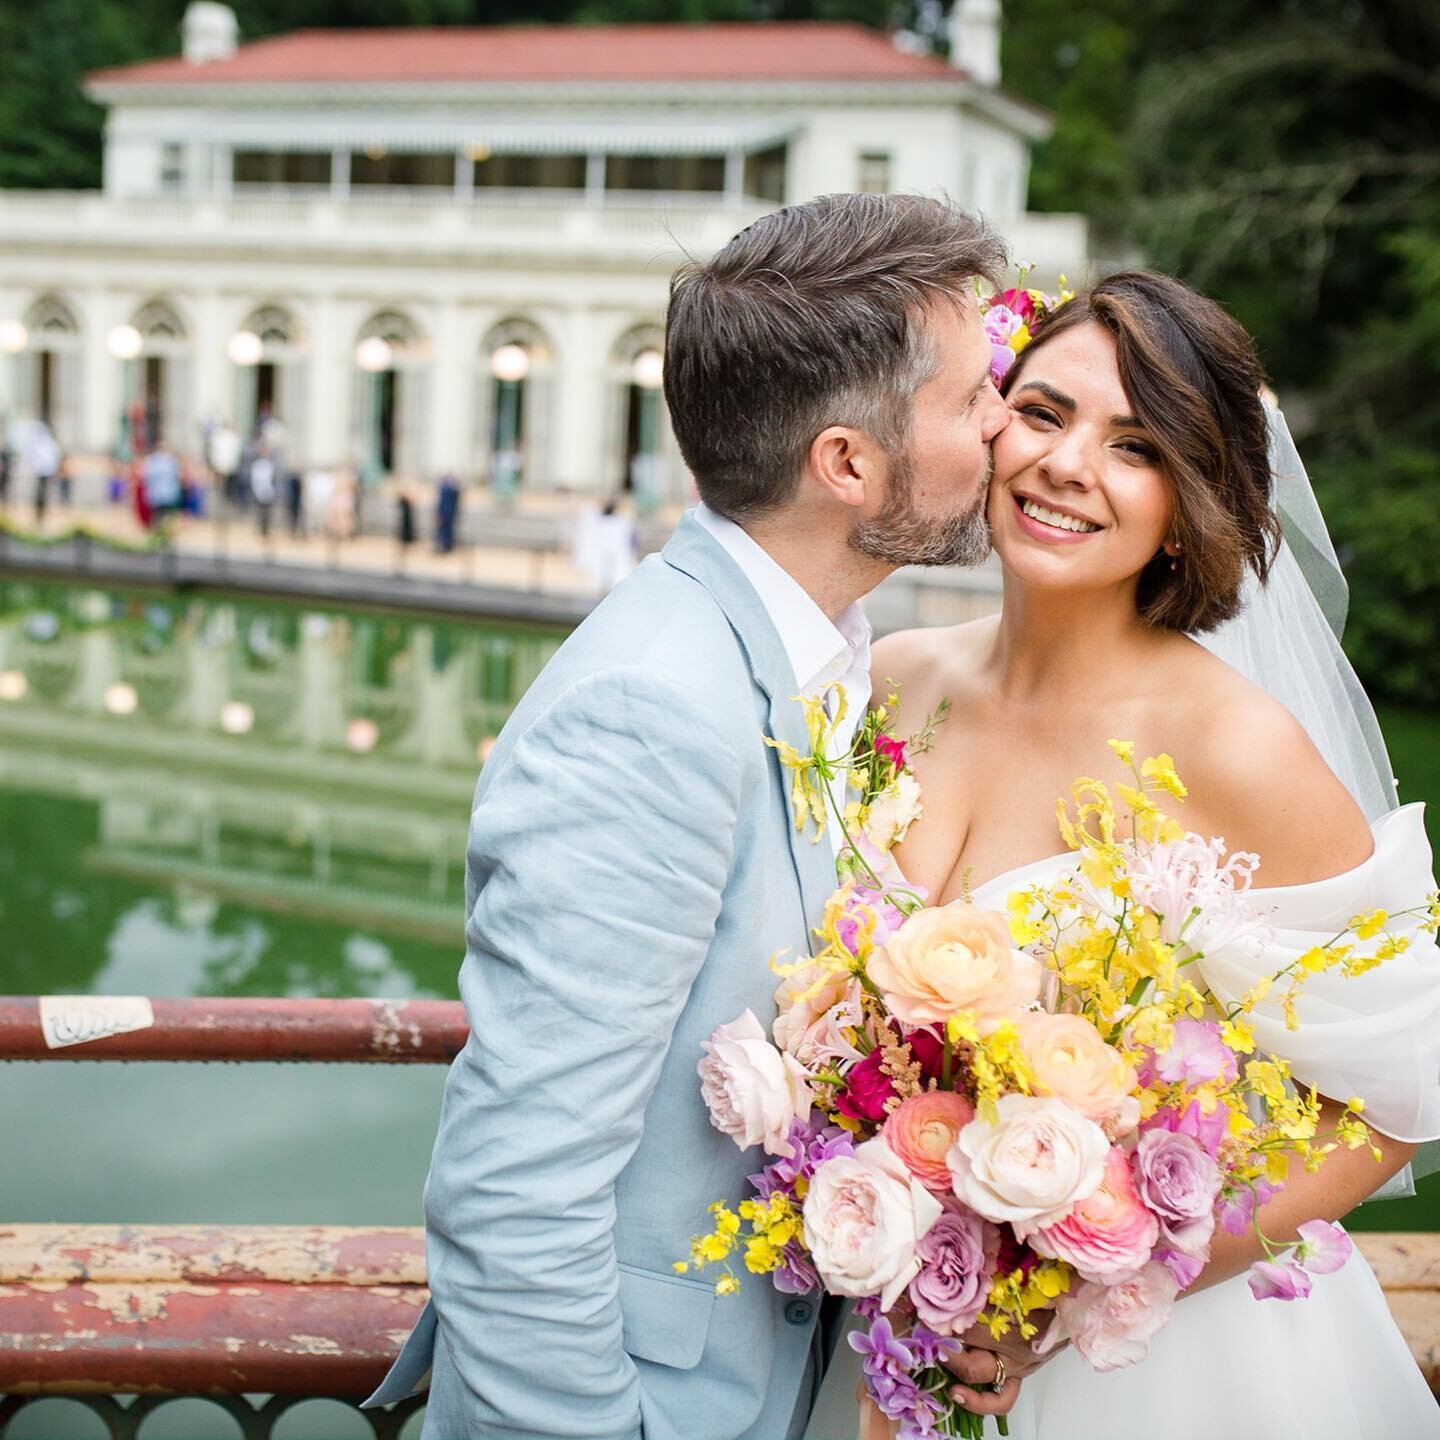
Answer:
[{"left": 849, "top": 445, "right": 993, "bottom": 568}]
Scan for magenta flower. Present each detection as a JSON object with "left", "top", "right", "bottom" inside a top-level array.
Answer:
[
  {"left": 1152, "top": 1018, "right": 1237, "bottom": 1087},
  {"left": 999, "top": 287, "right": 1036, "bottom": 322},
  {"left": 875, "top": 732, "right": 908, "bottom": 770},
  {"left": 1296, "top": 1219, "right": 1352, "bottom": 1275},
  {"left": 1247, "top": 1255, "right": 1312, "bottom": 1301},
  {"left": 835, "top": 1047, "right": 897, "bottom": 1123}
]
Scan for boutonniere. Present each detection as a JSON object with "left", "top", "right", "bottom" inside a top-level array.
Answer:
[{"left": 766, "top": 684, "right": 949, "bottom": 871}]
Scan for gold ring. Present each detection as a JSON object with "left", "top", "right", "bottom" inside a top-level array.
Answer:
[{"left": 992, "top": 1354, "right": 1007, "bottom": 1391}]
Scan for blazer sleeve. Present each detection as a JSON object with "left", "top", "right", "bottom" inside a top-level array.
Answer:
[{"left": 422, "top": 664, "right": 744, "bottom": 1439}]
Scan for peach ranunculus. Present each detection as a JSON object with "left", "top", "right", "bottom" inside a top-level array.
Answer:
[
  {"left": 1018, "top": 1012, "right": 1139, "bottom": 1134},
  {"left": 866, "top": 904, "right": 1042, "bottom": 1031},
  {"left": 1020, "top": 1144, "right": 1160, "bottom": 1284},
  {"left": 802, "top": 1135, "right": 943, "bottom": 1310},
  {"left": 882, "top": 1090, "right": 976, "bottom": 1192},
  {"left": 947, "top": 1093, "right": 1109, "bottom": 1228},
  {"left": 698, "top": 1009, "right": 813, "bottom": 1157}
]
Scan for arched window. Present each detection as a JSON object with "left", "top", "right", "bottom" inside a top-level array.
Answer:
[
  {"left": 475, "top": 317, "right": 555, "bottom": 497},
  {"left": 608, "top": 322, "right": 673, "bottom": 509},
  {"left": 232, "top": 304, "right": 307, "bottom": 459},
  {"left": 19, "top": 294, "right": 82, "bottom": 446},
  {"left": 126, "top": 299, "right": 193, "bottom": 452},
  {"left": 352, "top": 310, "right": 430, "bottom": 480}
]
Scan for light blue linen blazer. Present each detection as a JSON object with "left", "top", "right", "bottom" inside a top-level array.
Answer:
[{"left": 364, "top": 512, "right": 842, "bottom": 1439}]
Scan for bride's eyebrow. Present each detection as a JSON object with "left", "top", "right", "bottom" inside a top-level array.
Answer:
[{"left": 1014, "top": 379, "right": 1075, "bottom": 411}]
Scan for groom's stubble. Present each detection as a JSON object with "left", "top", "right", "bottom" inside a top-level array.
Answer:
[{"left": 849, "top": 442, "right": 994, "bottom": 568}]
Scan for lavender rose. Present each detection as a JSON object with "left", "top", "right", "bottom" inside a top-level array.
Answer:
[
  {"left": 908, "top": 1202, "right": 1001, "bottom": 1335},
  {"left": 1132, "top": 1127, "right": 1222, "bottom": 1258}
]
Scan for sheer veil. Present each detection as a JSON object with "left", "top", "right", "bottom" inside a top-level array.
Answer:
[
  {"left": 1194, "top": 404, "right": 1398, "bottom": 823},
  {"left": 1195, "top": 403, "right": 1438, "bottom": 1192}
]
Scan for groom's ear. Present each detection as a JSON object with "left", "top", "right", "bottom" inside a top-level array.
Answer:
[{"left": 806, "top": 425, "right": 886, "bottom": 511}]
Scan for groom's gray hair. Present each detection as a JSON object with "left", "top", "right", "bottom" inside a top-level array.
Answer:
[{"left": 664, "top": 192, "right": 1006, "bottom": 520}]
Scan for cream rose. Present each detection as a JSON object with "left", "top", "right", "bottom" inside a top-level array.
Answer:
[
  {"left": 867, "top": 904, "right": 1042, "bottom": 1029},
  {"left": 947, "top": 1093, "right": 1110, "bottom": 1228},
  {"left": 803, "top": 1135, "right": 943, "bottom": 1309},
  {"left": 698, "top": 1009, "right": 813, "bottom": 1157},
  {"left": 772, "top": 958, "right": 860, "bottom": 1058},
  {"left": 1018, "top": 1012, "right": 1138, "bottom": 1131},
  {"left": 864, "top": 772, "right": 923, "bottom": 851}
]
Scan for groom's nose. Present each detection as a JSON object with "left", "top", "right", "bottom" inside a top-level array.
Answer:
[{"left": 980, "top": 386, "right": 1011, "bottom": 443}]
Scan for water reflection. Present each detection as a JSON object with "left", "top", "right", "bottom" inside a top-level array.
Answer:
[{"left": 0, "top": 577, "right": 569, "bottom": 998}]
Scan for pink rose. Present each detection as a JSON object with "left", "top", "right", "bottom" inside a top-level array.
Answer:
[
  {"left": 868, "top": 904, "right": 1041, "bottom": 1031},
  {"left": 884, "top": 1090, "right": 976, "bottom": 1191},
  {"left": 698, "top": 1009, "right": 813, "bottom": 1157},
  {"left": 1131, "top": 1128, "right": 1221, "bottom": 1258},
  {"left": 1017, "top": 1012, "right": 1137, "bottom": 1131},
  {"left": 803, "top": 1136, "right": 943, "bottom": 1309},
  {"left": 948, "top": 1094, "right": 1110, "bottom": 1228},
  {"left": 1022, "top": 1145, "right": 1159, "bottom": 1285},
  {"left": 908, "top": 1199, "right": 1000, "bottom": 1335},
  {"left": 1047, "top": 1262, "right": 1179, "bottom": 1371}
]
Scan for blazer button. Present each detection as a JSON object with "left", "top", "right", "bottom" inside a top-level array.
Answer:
[{"left": 784, "top": 1299, "right": 815, "bottom": 1326}]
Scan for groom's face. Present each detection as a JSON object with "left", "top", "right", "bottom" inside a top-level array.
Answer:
[{"left": 850, "top": 298, "right": 1010, "bottom": 567}]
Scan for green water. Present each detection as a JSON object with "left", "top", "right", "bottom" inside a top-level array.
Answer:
[{"left": 0, "top": 579, "right": 569, "bottom": 1436}]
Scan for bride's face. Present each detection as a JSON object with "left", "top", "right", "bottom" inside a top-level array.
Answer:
[{"left": 989, "top": 321, "right": 1174, "bottom": 598}]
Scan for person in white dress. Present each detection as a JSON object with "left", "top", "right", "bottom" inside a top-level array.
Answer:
[{"left": 853, "top": 270, "right": 1440, "bottom": 1439}]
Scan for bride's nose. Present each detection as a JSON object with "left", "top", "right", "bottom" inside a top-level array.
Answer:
[{"left": 1038, "top": 425, "right": 1101, "bottom": 491}]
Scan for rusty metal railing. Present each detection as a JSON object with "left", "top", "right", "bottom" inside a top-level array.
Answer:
[{"left": 0, "top": 994, "right": 465, "bottom": 1439}]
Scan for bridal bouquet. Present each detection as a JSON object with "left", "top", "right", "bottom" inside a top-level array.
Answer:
[{"left": 682, "top": 732, "right": 1440, "bottom": 1439}]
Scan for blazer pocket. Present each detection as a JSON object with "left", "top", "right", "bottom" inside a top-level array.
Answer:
[{"left": 617, "top": 1262, "right": 717, "bottom": 1371}]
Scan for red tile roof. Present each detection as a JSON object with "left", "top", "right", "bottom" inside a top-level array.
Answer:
[{"left": 86, "top": 22, "right": 961, "bottom": 88}]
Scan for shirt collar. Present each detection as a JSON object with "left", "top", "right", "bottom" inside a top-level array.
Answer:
[{"left": 693, "top": 503, "right": 871, "bottom": 697}]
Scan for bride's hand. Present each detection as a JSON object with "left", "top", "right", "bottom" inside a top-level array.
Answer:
[{"left": 940, "top": 1313, "right": 1065, "bottom": 1415}]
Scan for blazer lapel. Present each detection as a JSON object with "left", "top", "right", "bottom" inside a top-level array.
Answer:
[{"left": 662, "top": 513, "right": 841, "bottom": 946}]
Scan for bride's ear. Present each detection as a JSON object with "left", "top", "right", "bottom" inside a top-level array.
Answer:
[{"left": 806, "top": 424, "right": 883, "bottom": 511}]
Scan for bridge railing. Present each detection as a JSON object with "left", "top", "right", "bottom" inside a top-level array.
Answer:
[{"left": 0, "top": 995, "right": 466, "bottom": 1440}]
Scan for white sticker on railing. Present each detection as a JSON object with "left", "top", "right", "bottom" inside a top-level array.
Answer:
[{"left": 38, "top": 996, "right": 156, "bottom": 1049}]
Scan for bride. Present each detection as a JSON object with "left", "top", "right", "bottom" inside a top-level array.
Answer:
[{"left": 853, "top": 270, "right": 1440, "bottom": 1439}]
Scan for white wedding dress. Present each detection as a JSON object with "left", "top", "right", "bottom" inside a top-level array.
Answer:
[{"left": 812, "top": 801, "right": 1440, "bottom": 1440}]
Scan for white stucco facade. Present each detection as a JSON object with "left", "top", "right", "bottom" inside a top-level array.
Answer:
[{"left": 0, "top": 16, "right": 1089, "bottom": 500}]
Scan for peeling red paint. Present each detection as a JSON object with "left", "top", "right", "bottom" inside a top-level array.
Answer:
[{"left": 0, "top": 997, "right": 466, "bottom": 1063}]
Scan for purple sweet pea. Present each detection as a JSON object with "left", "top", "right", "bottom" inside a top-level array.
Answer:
[
  {"left": 1248, "top": 1254, "right": 1313, "bottom": 1301},
  {"left": 989, "top": 342, "right": 1017, "bottom": 383},
  {"left": 1131, "top": 1127, "right": 1222, "bottom": 1257},
  {"left": 772, "top": 1240, "right": 820, "bottom": 1294},
  {"left": 1145, "top": 1098, "right": 1229, "bottom": 1160},
  {"left": 1217, "top": 1177, "right": 1279, "bottom": 1236},
  {"left": 1296, "top": 1219, "right": 1352, "bottom": 1275},
  {"left": 1152, "top": 1018, "right": 1237, "bottom": 1087},
  {"left": 1155, "top": 1246, "right": 1205, "bottom": 1290},
  {"left": 749, "top": 1112, "right": 855, "bottom": 1198}
]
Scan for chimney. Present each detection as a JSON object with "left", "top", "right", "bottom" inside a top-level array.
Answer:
[
  {"left": 949, "top": 0, "right": 1001, "bottom": 87},
  {"left": 183, "top": 2, "right": 239, "bottom": 65}
]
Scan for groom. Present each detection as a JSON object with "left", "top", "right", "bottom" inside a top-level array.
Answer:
[{"left": 364, "top": 192, "right": 1010, "bottom": 1439}]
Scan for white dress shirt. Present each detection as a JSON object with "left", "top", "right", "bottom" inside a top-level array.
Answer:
[{"left": 694, "top": 503, "right": 872, "bottom": 852}]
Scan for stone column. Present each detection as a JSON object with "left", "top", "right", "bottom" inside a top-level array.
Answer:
[
  {"left": 428, "top": 297, "right": 468, "bottom": 475},
  {"left": 550, "top": 305, "right": 606, "bottom": 495},
  {"left": 307, "top": 293, "right": 349, "bottom": 467}
]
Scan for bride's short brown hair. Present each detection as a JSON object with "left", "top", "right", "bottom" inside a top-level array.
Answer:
[{"left": 1002, "top": 270, "right": 1281, "bottom": 634}]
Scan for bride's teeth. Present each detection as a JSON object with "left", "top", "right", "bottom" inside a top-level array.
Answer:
[{"left": 1021, "top": 499, "right": 1099, "bottom": 533}]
